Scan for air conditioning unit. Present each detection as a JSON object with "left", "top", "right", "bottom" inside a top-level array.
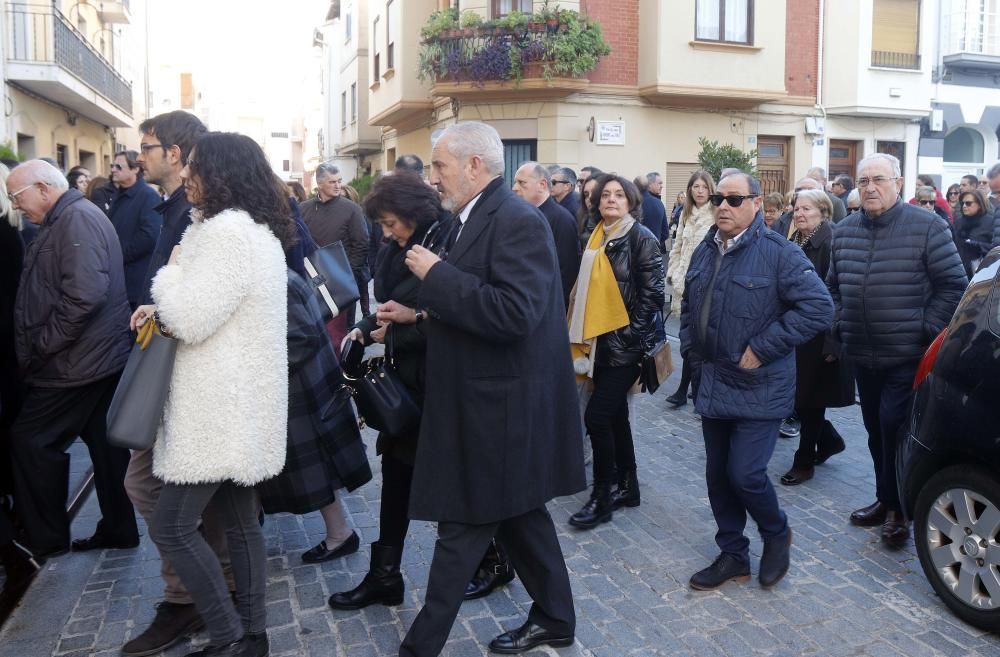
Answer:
[
  {"left": 805, "top": 117, "right": 825, "bottom": 135},
  {"left": 930, "top": 109, "right": 944, "bottom": 132}
]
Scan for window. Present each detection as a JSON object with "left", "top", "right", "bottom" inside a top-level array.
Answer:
[
  {"left": 491, "top": 0, "right": 530, "bottom": 18},
  {"left": 871, "top": 0, "right": 920, "bottom": 69},
  {"left": 386, "top": 0, "right": 395, "bottom": 70},
  {"left": 374, "top": 53, "right": 381, "bottom": 82},
  {"left": 373, "top": 16, "right": 381, "bottom": 81},
  {"left": 341, "top": 92, "right": 347, "bottom": 129},
  {"left": 695, "top": 0, "right": 753, "bottom": 45},
  {"left": 282, "top": 160, "right": 290, "bottom": 172},
  {"left": 944, "top": 127, "right": 986, "bottom": 163},
  {"left": 351, "top": 83, "right": 357, "bottom": 124},
  {"left": 345, "top": 10, "right": 352, "bottom": 43},
  {"left": 876, "top": 141, "right": 906, "bottom": 173}
]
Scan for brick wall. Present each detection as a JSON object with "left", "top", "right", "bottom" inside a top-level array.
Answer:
[
  {"left": 785, "top": 0, "right": 819, "bottom": 98},
  {"left": 581, "top": 0, "right": 638, "bottom": 86}
]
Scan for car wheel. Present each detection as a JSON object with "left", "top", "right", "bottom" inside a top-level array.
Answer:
[{"left": 913, "top": 465, "right": 1000, "bottom": 632}]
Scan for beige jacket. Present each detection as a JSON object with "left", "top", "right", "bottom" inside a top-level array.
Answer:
[{"left": 667, "top": 202, "right": 716, "bottom": 314}]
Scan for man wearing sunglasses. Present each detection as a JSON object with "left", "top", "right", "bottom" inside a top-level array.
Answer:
[
  {"left": 828, "top": 153, "right": 966, "bottom": 549},
  {"left": 550, "top": 167, "right": 581, "bottom": 217},
  {"left": 107, "top": 150, "right": 162, "bottom": 311},
  {"left": 680, "top": 171, "right": 833, "bottom": 592}
]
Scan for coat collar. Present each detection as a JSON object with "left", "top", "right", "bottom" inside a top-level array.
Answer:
[
  {"left": 702, "top": 211, "right": 766, "bottom": 254},
  {"left": 861, "top": 198, "right": 903, "bottom": 227},
  {"left": 42, "top": 189, "right": 86, "bottom": 226},
  {"left": 446, "top": 176, "right": 506, "bottom": 264}
]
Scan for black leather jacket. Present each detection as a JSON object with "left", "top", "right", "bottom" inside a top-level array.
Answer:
[{"left": 595, "top": 222, "right": 665, "bottom": 367}]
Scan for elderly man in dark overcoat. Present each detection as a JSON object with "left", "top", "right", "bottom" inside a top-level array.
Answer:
[{"left": 377, "top": 121, "right": 585, "bottom": 657}]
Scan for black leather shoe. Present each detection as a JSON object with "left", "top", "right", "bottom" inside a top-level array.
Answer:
[
  {"left": 71, "top": 533, "right": 139, "bottom": 552},
  {"left": 759, "top": 530, "right": 792, "bottom": 588},
  {"left": 122, "top": 602, "right": 204, "bottom": 656},
  {"left": 465, "top": 540, "right": 515, "bottom": 600},
  {"left": 814, "top": 430, "right": 846, "bottom": 465},
  {"left": 689, "top": 553, "right": 750, "bottom": 591},
  {"left": 301, "top": 531, "right": 360, "bottom": 563},
  {"left": 610, "top": 470, "right": 640, "bottom": 509},
  {"left": 488, "top": 621, "right": 574, "bottom": 654},
  {"left": 664, "top": 391, "right": 687, "bottom": 409},
  {"left": 241, "top": 633, "right": 269, "bottom": 657},
  {"left": 183, "top": 636, "right": 248, "bottom": 657},
  {"left": 0, "top": 541, "right": 42, "bottom": 620},
  {"left": 568, "top": 484, "right": 613, "bottom": 529},
  {"left": 328, "top": 543, "right": 404, "bottom": 610},
  {"left": 849, "top": 501, "right": 887, "bottom": 527},
  {"left": 779, "top": 466, "right": 814, "bottom": 486},
  {"left": 881, "top": 511, "right": 910, "bottom": 549}
]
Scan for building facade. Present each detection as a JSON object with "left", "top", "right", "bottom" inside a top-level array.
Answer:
[{"left": 0, "top": 0, "right": 144, "bottom": 171}]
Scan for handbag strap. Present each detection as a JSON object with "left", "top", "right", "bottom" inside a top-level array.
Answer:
[{"left": 385, "top": 324, "right": 397, "bottom": 367}]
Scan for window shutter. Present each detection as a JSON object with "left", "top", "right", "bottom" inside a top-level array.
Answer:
[
  {"left": 666, "top": 162, "right": 700, "bottom": 206},
  {"left": 871, "top": 0, "right": 919, "bottom": 55}
]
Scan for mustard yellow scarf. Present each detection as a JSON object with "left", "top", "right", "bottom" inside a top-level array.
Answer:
[{"left": 567, "top": 216, "right": 634, "bottom": 379}]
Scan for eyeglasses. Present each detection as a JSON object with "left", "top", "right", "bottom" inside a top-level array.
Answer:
[
  {"left": 962, "top": 200, "right": 979, "bottom": 207},
  {"left": 111, "top": 163, "right": 123, "bottom": 171},
  {"left": 140, "top": 143, "right": 164, "bottom": 153},
  {"left": 551, "top": 179, "right": 570, "bottom": 186},
  {"left": 918, "top": 200, "right": 936, "bottom": 206},
  {"left": 7, "top": 183, "right": 37, "bottom": 203},
  {"left": 948, "top": 191, "right": 960, "bottom": 196},
  {"left": 708, "top": 193, "right": 759, "bottom": 207},
  {"left": 856, "top": 176, "right": 898, "bottom": 188}
]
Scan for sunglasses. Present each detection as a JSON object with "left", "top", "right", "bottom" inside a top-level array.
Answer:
[
  {"left": 918, "top": 200, "right": 935, "bottom": 206},
  {"left": 708, "top": 194, "right": 759, "bottom": 207},
  {"left": 111, "top": 163, "right": 124, "bottom": 171},
  {"left": 962, "top": 200, "right": 979, "bottom": 207}
]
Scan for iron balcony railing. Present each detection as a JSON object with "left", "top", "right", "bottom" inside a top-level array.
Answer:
[
  {"left": 871, "top": 50, "right": 922, "bottom": 70},
  {"left": 5, "top": 3, "right": 132, "bottom": 114}
]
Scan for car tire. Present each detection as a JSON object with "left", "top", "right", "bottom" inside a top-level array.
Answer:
[{"left": 913, "top": 465, "right": 1000, "bottom": 632}]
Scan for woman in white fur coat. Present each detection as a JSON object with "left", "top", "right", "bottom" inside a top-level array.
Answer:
[
  {"left": 664, "top": 170, "right": 715, "bottom": 409},
  {"left": 131, "top": 133, "right": 294, "bottom": 657}
]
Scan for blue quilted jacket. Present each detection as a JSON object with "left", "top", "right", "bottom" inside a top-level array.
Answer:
[{"left": 679, "top": 214, "right": 834, "bottom": 420}]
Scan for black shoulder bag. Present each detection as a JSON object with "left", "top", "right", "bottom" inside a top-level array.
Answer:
[{"left": 340, "top": 327, "right": 421, "bottom": 436}]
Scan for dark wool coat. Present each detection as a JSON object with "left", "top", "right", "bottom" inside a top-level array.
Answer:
[
  {"left": 827, "top": 200, "right": 968, "bottom": 370},
  {"left": 791, "top": 221, "right": 855, "bottom": 410},
  {"left": 142, "top": 187, "right": 192, "bottom": 306},
  {"left": 952, "top": 208, "right": 995, "bottom": 278},
  {"left": 538, "top": 197, "right": 581, "bottom": 307},
  {"left": 411, "top": 178, "right": 586, "bottom": 524},
  {"left": 15, "top": 190, "right": 131, "bottom": 387},
  {"left": 257, "top": 271, "right": 372, "bottom": 515},
  {"left": 107, "top": 176, "right": 163, "bottom": 306},
  {"left": 680, "top": 213, "right": 834, "bottom": 420},
  {"left": 354, "top": 211, "right": 452, "bottom": 465}
]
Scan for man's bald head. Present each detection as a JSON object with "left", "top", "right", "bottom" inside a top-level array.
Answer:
[
  {"left": 7, "top": 159, "right": 69, "bottom": 223},
  {"left": 794, "top": 177, "right": 821, "bottom": 192},
  {"left": 512, "top": 161, "right": 551, "bottom": 207}
]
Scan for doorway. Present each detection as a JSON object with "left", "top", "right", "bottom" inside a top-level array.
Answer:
[
  {"left": 502, "top": 139, "right": 536, "bottom": 189},
  {"left": 829, "top": 140, "right": 860, "bottom": 181},
  {"left": 757, "top": 136, "right": 790, "bottom": 196}
]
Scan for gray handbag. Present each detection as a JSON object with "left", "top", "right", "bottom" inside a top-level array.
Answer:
[{"left": 106, "top": 318, "right": 178, "bottom": 450}]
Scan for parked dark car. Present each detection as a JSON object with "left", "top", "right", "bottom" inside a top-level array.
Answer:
[{"left": 898, "top": 249, "right": 1000, "bottom": 633}]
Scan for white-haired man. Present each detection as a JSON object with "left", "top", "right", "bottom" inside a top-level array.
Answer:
[
  {"left": 7, "top": 159, "right": 137, "bottom": 558},
  {"left": 378, "top": 122, "right": 585, "bottom": 656},
  {"left": 828, "top": 153, "right": 967, "bottom": 548}
]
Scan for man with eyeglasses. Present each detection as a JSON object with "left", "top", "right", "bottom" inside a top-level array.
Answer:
[
  {"left": 680, "top": 171, "right": 833, "bottom": 592},
  {"left": 107, "top": 150, "right": 162, "bottom": 311},
  {"left": 6, "top": 159, "right": 138, "bottom": 561},
  {"left": 828, "top": 153, "right": 967, "bottom": 549},
  {"left": 550, "top": 167, "right": 581, "bottom": 217}
]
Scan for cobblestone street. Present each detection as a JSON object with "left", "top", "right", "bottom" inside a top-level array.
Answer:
[{"left": 3, "top": 337, "right": 1000, "bottom": 657}]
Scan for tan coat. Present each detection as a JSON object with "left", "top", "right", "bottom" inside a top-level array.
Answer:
[{"left": 667, "top": 202, "right": 716, "bottom": 315}]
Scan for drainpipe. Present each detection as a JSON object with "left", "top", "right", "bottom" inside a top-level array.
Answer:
[{"left": 814, "top": 0, "right": 827, "bottom": 167}]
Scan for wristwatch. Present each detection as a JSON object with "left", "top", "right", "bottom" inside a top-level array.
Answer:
[{"left": 414, "top": 309, "right": 426, "bottom": 324}]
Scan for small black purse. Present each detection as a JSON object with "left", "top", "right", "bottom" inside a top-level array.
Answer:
[{"left": 340, "top": 328, "right": 421, "bottom": 436}]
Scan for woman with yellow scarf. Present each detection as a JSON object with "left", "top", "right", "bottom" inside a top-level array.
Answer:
[{"left": 567, "top": 174, "right": 665, "bottom": 529}]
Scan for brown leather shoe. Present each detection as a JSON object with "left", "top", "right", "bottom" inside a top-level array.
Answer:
[
  {"left": 849, "top": 501, "right": 887, "bottom": 527},
  {"left": 881, "top": 511, "right": 910, "bottom": 549}
]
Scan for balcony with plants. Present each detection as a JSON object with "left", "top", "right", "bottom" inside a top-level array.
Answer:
[{"left": 417, "top": 5, "right": 610, "bottom": 101}]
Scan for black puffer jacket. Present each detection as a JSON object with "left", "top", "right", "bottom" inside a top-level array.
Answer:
[
  {"left": 827, "top": 200, "right": 967, "bottom": 370},
  {"left": 595, "top": 221, "right": 665, "bottom": 367}
]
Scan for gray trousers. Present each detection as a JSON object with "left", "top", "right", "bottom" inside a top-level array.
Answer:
[{"left": 151, "top": 481, "right": 266, "bottom": 645}]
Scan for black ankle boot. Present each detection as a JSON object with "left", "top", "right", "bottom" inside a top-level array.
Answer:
[
  {"left": 328, "top": 543, "right": 404, "bottom": 610},
  {"left": 464, "top": 539, "right": 515, "bottom": 600},
  {"left": 611, "top": 470, "right": 640, "bottom": 509},
  {"left": 0, "top": 540, "right": 42, "bottom": 619},
  {"left": 569, "top": 484, "right": 613, "bottom": 529}
]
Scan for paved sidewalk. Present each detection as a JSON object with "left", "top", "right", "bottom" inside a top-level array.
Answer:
[{"left": 3, "top": 348, "right": 1000, "bottom": 657}]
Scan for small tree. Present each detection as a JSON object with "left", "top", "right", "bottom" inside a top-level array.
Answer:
[
  {"left": 696, "top": 137, "right": 757, "bottom": 182},
  {"left": 347, "top": 174, "right": 374, "bottom": 202}
]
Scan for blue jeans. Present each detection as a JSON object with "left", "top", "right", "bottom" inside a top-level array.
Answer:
[
  {"left": 855, "top": 361, "right": 919, "bottom": 512},
  {"left": 151, "top": 481, "right": 266, "bottom": 645},
  {"left": 702, "top": 417, "right": 789, "bottom": 562}
]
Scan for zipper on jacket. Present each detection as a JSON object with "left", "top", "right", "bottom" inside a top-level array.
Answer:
[{"left": 862, "top": 222, "right": 877, "bottom": 369}]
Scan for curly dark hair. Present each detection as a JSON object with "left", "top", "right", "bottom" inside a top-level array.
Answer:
[
  {"left": 187, "top": 132, "right": 296, "bottom": 250},
  {"left": 363, "top": 172, "right": 442, "bottom": 229},
  {"left": 590, "top": 173, "right": 644, "bottom": 221},
  {"left": 67, "top": 169, "right": 88, "bottom": 191}
]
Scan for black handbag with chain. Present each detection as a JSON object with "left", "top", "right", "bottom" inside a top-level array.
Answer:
[{"left": 340, "top": 328, "right": 421, "bottom": 436}]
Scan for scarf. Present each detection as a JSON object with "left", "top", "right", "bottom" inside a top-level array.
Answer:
[
  {"left": 792, "top": 224, "right": 820, "bottom": 249},
  {"left": 566, "top": 215, "right": 635, "bottom": 379}
]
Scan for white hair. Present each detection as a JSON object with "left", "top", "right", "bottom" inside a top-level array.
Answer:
[
  {"left": 0, "top": 163, "right": 13, "bottom": 227},
  {"left": 858, "top": 153, "right": 901, "bottom": 178},
  {"left": 19, "top": 159, "right": 70, "bottom": 192},
  {"left": 846, "top": 188, "right": 861, "bottom": 207},
  {"left": 438, "top": 122, "right": 504, "bottom": 176}
]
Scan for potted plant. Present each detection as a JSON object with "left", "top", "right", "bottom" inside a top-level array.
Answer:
[
  {"left": 420, "top": 9, "right": 458, "bottom": 42},
  {"left": 543, "top": 11, "right": 611, "bottom": 80},
  {"left": 460, "top": 11, "right": 482, "bottom": 37}
]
